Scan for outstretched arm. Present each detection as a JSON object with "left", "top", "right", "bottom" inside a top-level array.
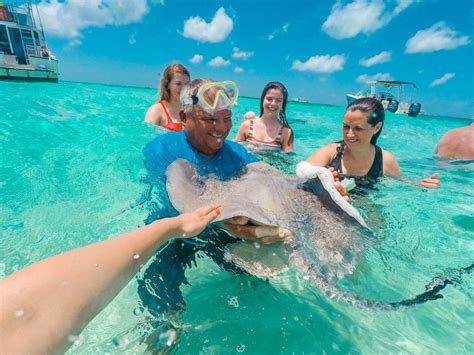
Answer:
[
  {"left": 0, "top": 204, "right": 220, "bottom": 354},
  {"left": 383, "top": 150, "right": 440, "bottom": 188}
]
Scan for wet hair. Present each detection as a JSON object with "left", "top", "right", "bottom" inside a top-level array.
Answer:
[
  {"left": 259, "top": 81, "right": 294, "bottom": 145},
  {"left": 159, "top": 63, "right": 190, "bottom": 102},
  {"left": 346, "top": 97, "right": 385, "bottom": 145},
  {"left": 180, "top": 78, "right": 214, "bottom": 113}
]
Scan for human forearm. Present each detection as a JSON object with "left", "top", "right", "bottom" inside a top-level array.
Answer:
[
  {"left": 0, "top": 205, "right": 220, "bottom": 354},
  {"left": 0, "top": 219, "right": 178, "bottom": 353}
]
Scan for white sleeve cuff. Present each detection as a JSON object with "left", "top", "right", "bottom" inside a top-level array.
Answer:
[{"left": 295, "top": 161, "right": 327, "bottom": 180}]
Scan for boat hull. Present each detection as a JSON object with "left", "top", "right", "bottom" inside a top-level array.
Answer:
[{"left": 0, "top": 67, "right": 59, "bottom": 82}]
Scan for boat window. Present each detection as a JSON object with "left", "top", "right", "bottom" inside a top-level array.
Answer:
[
  {"left": 8, "top": 27, "right": 27, "bottom": 64},
  {"left": 16, "top": 13, "right": 29, "bottom": 26},
  {"left": 0, "top": 25, "right": 12, "bottom": 54},
  {"left": 33, "top": 31, "right": 40, "bottom": 46}
]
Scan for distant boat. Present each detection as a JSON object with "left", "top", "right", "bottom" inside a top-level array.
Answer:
[
  {"left": 347, "top": 80, "right": 421, "bottom": 117},
  {"left": 292, "top": 97, "right": 309, "bottom": 103},
  {"left": 0, "top": 0, "right": 59, "bottom": 82}
]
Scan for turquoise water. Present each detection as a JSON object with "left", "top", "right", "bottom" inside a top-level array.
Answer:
[{"left": 1, "top": 81, "right": 473, "bottom": 353}]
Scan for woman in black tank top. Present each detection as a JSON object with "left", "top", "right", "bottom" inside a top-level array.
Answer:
[
  {"left": 300, "top": 97, "right": 440, "bottom": 193},
  {"left": 328, "top": 140, "right": 383, "bottom": 191}
]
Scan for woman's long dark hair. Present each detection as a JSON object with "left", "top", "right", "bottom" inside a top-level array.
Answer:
[
  {"left": 346, "top": 97, "right": 385, "bottom": 145},
  {"left": 259, "top": 81, "right": 294, "bottom": 145}
]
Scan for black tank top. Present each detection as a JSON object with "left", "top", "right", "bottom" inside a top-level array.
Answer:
[{"left": 328, "top": 141, "right": 383, "bottom": 189}]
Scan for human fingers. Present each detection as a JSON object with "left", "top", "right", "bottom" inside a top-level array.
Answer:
[
  {"left": 334, "top": 181, "right": 349, "bottom": 197},
  {"left": 418, "top": 180, "right": 440, "bottom": 188},
  {"left": 258, "top": 235, "right": 284, "bottom": 244},
  {"left": 195, "top": 203, "right": 221, "bottom": 217},
  {"left": 177, "top": 204, "right": 221, "bottom": 237},
  {"left": 257, "top": 228, "right": 292, "bottom": 244}
]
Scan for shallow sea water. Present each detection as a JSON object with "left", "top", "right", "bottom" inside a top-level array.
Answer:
[{"left": 1, "top": 81, "right": 473, "bottom": 354}]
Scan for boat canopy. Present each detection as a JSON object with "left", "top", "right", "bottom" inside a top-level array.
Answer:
[{"left": 369, "top": 80, "right": 417, "bottom": 88}]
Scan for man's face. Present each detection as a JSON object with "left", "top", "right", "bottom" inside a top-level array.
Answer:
[{"left": 182, "top": 106, "right": 232, "bottom": 156}]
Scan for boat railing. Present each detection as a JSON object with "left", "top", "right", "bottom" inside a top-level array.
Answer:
[{"left": 25, "top": 44, "right": 37, "bottom": 56}]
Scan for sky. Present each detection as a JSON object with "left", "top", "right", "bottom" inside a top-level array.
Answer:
[{"left": 37, "top": 0, "right": 473, "bottom": 118}]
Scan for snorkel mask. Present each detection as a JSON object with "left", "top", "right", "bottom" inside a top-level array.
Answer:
[{"left": 181, "top": 81, "right": 239, "bottom": 114}]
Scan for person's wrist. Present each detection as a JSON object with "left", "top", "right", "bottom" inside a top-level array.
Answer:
[{"left": 152, "top": 217, "right": 182, "bottom": 241}]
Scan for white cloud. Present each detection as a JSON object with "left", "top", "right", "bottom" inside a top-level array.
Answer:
[
  {"left": 291, "top": 54, "right": 346, "bottom": 73},
  {"left": 393, "top": 0, "right": 414, "bottom": 15},
  {"left": 189, "top": 54, "right": 203, "bottom": 64},
  {"left": 234, "top": 66, "right": 244, "bottom": 73},
  {"left": 267, "top": 22, "right": 290, "bottom": 40},
  {"left": 356, "top": 72, "right": 393, "bottom": 83},
  {"left": 322, "top": 0, "right": 414, "bottom": 39},
  {"left": 38, "top": 0, "right": 149, "bottom": 39},
  {"left": 405, "top": 22, "right": 470, "bottom": 53},
  {"left": 430, "top": 73, "right": 455, "bottom": 87},
  {"left": 67, "top": 38, "right": 82, "bottom": 48},
  {"left": 359, "top": 51, "right": 392, "bottom": 67},
  {"left": 182, "top": 7, "right": 233, "bottom": 43},
  {"left": 232, "top": 47, "right": 254, "bottom": 60},
  {"left": 207, "top": 56, "right": 231, "bottom": 67}
]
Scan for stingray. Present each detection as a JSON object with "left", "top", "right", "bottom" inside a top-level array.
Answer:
[{"left": 166, "top": 159, "right": 467, "bottom": 310}]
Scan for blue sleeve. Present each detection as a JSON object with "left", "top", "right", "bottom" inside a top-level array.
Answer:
[
  {"left": 142, "top": 137, "right": 180, "bottom": 221},
  {"left": 143, "top": 138, "right": 174, "bottom": 179}
]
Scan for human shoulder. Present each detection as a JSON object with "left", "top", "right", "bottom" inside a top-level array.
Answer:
[
  {"left": 144, "top": 102, "right": 165, "bottom": 125},
  {"left": 146, "top": 131, "right": 185, "bottom": 151},
  {"left": 381, "top": 149, "right": 401, "bottom": 177},
  {"left": 309, "top": 142, "right": 339, "bottom": 158},
  {"left": 306, "top": 142, "right": 339, "bottom": 167},
  {"left": 281, "top": 126, "right": 292, "bottom": 135},
  {"left": 143, "top": 131, "right": 190, "bottom": 175},
  {"left": 235, "top": 119, "right": 252, "bottom": 141},
  {"left": 280, "top": 126, "right": 294, "bottom": 141},
  {"left": 240, "top": 119, "right": 251, "bottom": 128}
]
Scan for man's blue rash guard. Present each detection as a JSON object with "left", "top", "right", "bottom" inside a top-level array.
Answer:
[{"left": 143, "top": 131, "right": 258, "bottom": 218}]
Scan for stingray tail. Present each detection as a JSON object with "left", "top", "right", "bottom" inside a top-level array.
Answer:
[
  {"left": 306, "top": 261, "right": 473, "bottom": 311},
  {"left": 383, "top": 262, "right": 473, "bottom": 309}
]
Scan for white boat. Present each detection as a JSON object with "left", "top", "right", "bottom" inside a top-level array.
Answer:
[
  {"left": 347, "top": 80, "right": 421, "bottom": 117},
  {"left": 292, "top": 97, "right": 309, "bottom": 103},
  {"left": 0, "top": 0, "right": 59, "bottom": 82}
]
